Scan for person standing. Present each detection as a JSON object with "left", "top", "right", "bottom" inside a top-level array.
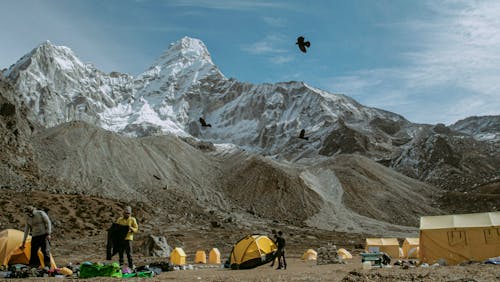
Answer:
[
  {"left": 116, "top": 206, "right": 138, "bottom": 269},
  {"left": 275, "top": 231, "right": 287, "bottom": 270},
  {"left": 20, "top": 206, "right": 52, "bottom": 268}
]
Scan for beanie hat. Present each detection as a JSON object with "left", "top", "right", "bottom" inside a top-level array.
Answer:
[{"left": 124, "top": 206, "right": 132, "bottom": 214}]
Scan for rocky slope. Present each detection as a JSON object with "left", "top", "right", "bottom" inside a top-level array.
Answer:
[
  {"left": 450, "top": 115, "right": 500, "bottom": 143},
  {"left": 0, "top": 76, "right": 40, "bottom": 189},
  {"left": 22, "top": 121, "right": 438, "bottom": 236}
]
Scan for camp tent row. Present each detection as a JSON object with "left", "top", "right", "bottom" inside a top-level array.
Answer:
[
  {"left": 365, "top": 212, "right": 500, "bottom": 265},
  {"left": 171, "top": 235, "right": 278, "bottom": 269},
  {"left": 170, "top": 247, "right": 221, "bottom": 266},
  {"left": 365, "top": 237, "right": 418, "bottom": 259},
  {"left": 301, "top": 248, "right": 353, "bottom": 261}
]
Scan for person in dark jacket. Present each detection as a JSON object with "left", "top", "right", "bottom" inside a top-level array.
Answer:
[
  {"left": 275, "top": 231, "right": 287, "bottom": 270},
  {"left": 106, "top": 223, "right": 130, "bottom": 260},
  {"left": 20, "top": 206, "right": 52, "bottom": 268}
]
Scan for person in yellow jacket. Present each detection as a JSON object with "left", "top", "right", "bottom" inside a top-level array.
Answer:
[{"left": 116, "top": 206, "right": 138, "bottom": 268}]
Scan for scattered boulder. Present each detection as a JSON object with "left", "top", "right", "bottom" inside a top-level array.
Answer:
[
  {"left": 141, "top": 234, "right": 172, "bottom": 257},
  {"left": 210, "top": 221, "right": 222, "bottom": 228},
  {"left": 0, "top": 103, "right": 15, "bottom": 116}
]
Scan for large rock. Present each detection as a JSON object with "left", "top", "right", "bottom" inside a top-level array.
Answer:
[{"left": 141, "top": 234, "right": 172, "bottom": 257}]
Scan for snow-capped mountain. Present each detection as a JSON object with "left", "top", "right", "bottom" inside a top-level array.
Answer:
[
  {"left": 2, "top": 36, "right": 499, "bottom": 195},
  {"left": 2, "top": 37, "right": 416, "bottom": 160},
  {"left": 3, "top": 41, "right": 134, "bottom": 128},
  {"left": 100, "top": 37, "right": 226, "bottom": 137},
  {"left": 3, "top": 37, "right": 499, "bottom": 162}
]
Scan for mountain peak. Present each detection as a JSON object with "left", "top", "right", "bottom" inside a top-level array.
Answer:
[
  {"left": 152, "top": 36, "right": 214, "bottom": 68},
  {"left": 4, "top": 41, "right": 85, "bottom": 80},
  {"left": 32, "top": 40, "right": 74, "bottom": 58}
]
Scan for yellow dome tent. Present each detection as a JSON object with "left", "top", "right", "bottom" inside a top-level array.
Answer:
[
  {"left": 194, "top": 250, "right": 206, "bottom": 264},
  {"left": 301, "top": 249, "right": 317, "bottom": 260},
  {"left": 337, "top": 248, "right": 352, "bottom": 260},
  {"left": 208, "top": 248, "right": 221, "bottom": 264},
  {"left": 402, "top": 238, "right": 419, "bottom": 259},
  {"left": 0, "top": 229, "right": 56, "bottom": 269},
  {"left": 169, "top": 247, "right": 186, "bottom": 266},
  {"left": 230, "top": 235, "right": 277, "bottom": 269}
]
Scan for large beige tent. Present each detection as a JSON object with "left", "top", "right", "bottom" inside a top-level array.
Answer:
[
  {"left": 365, "top": 238, "right": 400, "bottom": 259},
  {"left": 420, "top": 211, "right": 500, "bottom": 265},
  {"left": 402, "top": 238, "right": 419, "bottom": 259}
]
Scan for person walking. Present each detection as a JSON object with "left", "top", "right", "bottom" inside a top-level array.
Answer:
[
  {"left": 20, "top": 206, "right": 52, "bottom": 268},
  {"left": 116, "top": 206, "right": 138, "bottom": 269}
]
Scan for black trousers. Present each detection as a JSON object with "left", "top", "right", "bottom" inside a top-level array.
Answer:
[
  {"left": 270, "top": 249, "right": 286, "bottom": 269},
  {"left": 119, "top": 240, "right": 133, "bottom": 267},
  {"left": 29, "top": 234, "right": 50, "bottom": 268},
  {"left": 276, "top": 248, "right": 286, "bottom": 269}
]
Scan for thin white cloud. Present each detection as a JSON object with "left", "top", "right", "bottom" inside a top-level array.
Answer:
[
  {"left": 270, "top": 55, "right": 293, "bottom": 64},
  {"left": 262, "top": 16, "right": 287, "bottom": 28},
  {"left": 323, "top": 0, "right": 500, "bottom": 124},
  {"left": 241, "top": 34, "right": 295, "bottom": 65},
  {"left": 241, "top": 34, "right": 288, "bottom": 55},
  {"left": 165, "top": 0, "right": 286, "bottom": 10}
]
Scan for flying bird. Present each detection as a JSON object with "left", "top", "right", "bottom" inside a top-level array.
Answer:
[
  {"left": 199, "top": 117, "right": 212, "bottom": 127},
  {"left": 298, "top": 129, "right": 309, "bottom": 140},
  {"left": 296, "top": 36, "right": 311, "bottom": 53}
]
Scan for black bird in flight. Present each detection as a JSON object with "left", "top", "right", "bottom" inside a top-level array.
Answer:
[
  {"left": 298, "top": 129, "right": 309, "bottom": 140},
  {"left": 199, "top": 117, "right": 212, "bottom": 127},
  {"left": 296, "top": 36, "right": 311, "bottom": 53}
]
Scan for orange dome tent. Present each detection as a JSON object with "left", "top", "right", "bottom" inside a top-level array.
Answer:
[{"left": 0, "top": 229, "right": 56, "bottom": 268}]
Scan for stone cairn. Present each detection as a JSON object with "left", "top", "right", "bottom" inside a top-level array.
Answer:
[{"left": 317, "top": 244, "right": 344, "bottom": 265}]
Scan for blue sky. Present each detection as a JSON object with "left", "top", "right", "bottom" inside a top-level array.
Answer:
[{"left": 1, "top": 0, "right": 499, "bottom": 124}]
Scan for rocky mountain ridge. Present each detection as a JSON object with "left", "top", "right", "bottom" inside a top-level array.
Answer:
[
  {"left": 3, "top": 37, "right": 498, "bottom": 192},
  {"left": 0, "top": 38, "right": 499, "bottom": 240}
]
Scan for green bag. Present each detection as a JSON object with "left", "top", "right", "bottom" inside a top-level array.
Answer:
[
  {"left": 79, "top": 262, "right": 122, "bottom": 278},
  {"left": 122, "top": 271, "right": 154, "bottom": 278}
]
